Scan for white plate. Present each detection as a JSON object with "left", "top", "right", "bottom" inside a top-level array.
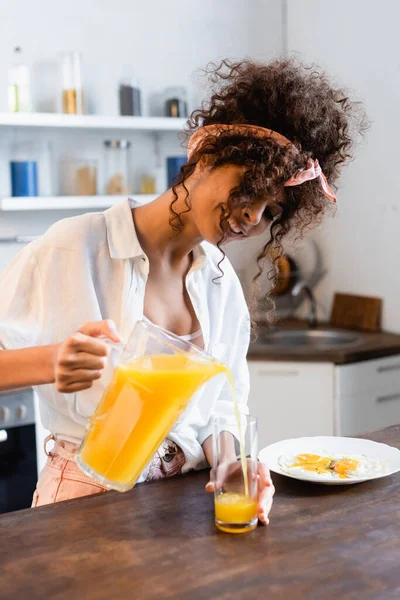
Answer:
[{"left": 259, "top": 436, "right": 400, "bottom": 485}]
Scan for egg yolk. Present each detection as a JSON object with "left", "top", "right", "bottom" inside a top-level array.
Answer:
[{"left": 291, "top": 454, "right": 359, "bottom": 478}]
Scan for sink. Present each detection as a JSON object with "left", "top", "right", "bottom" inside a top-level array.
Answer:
[{"left": 259, "top": 329, "right": 360, "bottom": 348}]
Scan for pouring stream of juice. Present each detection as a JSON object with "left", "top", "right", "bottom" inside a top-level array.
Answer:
[
  {"left": 80, "top": 354, "right": 248, "bottom": 495},
  {"left": 226, "top": 370, "right": 249, "bottom": 496}
]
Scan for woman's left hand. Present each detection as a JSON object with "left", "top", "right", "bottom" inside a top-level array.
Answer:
[{"left": 205, "top": 461, "right": 275, "bottom": 525}]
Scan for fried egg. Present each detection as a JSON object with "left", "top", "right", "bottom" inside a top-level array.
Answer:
[{"left": 278, "top": 452, "right": 389, "bottom": 480}]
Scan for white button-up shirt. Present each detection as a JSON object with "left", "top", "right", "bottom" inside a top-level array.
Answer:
[{"left": 0, "top": 199, "right": 250, "bottom": 477}]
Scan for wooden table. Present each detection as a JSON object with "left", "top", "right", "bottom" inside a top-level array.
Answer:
[{"left": 1, "top": 426, "right": 400, "bottom": 600}]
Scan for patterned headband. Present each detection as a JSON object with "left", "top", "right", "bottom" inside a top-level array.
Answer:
[{"left": 187, "top": 124, "right": 336, "bottom": 203}]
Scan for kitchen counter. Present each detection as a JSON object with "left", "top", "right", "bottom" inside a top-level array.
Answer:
[
  {"left": 248, "top": 319, "right": 400, "bottom": 364},
  {"left": 1, "top": 426, "right": 399, "bottom": 599}
]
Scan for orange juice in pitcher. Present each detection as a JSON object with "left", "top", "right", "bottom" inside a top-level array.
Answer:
[
  {"left": 78, "top": 353, "right": 226, "bottom": 490},
  {"left": 74, "top": 320, "right": 228, "bottom": 491}
]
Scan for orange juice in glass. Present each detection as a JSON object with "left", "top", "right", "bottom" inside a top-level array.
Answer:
[
  {"left": 213, "top": 415, "right": 258, "bottom": 533},
  {"left": 74, "top": 320, "right": 227, "bottom": 491}
]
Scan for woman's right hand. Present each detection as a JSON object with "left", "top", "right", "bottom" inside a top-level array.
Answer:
[{"left": 55, "top": 320, "right": 121, "bottom": 393}]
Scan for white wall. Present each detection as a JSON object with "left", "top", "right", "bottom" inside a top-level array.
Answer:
[
  {"left": 286, "top": 0, "right": 400, "bottom": 331},
  {"left": 0, "top": 0, "right": 283, "bottom": 115},
  {"left": 0, "top": 0, "right": 283, "bottom": 273}
]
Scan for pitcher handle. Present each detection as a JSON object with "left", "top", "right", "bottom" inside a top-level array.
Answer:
[{"left": 70, "top": 336, "right": 125, "bottom": 425}]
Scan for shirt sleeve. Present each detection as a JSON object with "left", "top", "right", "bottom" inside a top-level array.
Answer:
[
  {"left": 197, "top": 309, "right": 250, "bottom": 447},
  {"left": 0, "top": 246, "right": 43, "bottom": 350}
]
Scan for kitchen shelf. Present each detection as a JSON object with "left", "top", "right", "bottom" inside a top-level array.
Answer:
[
  {"left": 0, "top": 195, "right": 157, "bottom": 211},
  {"left": 0, "top": 112, "right": 187, "bottom": 132}
]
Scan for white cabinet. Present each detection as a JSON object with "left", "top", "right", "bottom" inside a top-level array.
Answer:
[
  {"left": 336, "top": 355, "right": 400, "bottom": 436},
  {"left": 249, "top": 355, "right": 400, "bottom": 448},
  {"left": 248, "top": 361, "right": 334, "bottom": 448}
]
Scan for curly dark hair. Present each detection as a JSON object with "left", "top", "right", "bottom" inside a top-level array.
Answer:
[{"left": 169, "top": 58, "right": 367, "bottom": 306}]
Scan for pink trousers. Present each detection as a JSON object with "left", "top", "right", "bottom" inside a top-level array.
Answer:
[{"left": 32, "top": 435, "right": 186, "bottom": 507}]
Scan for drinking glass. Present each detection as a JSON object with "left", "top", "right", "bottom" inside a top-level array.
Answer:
[{"left": 212, "top": 414, "right": 258, "bottom": 533}]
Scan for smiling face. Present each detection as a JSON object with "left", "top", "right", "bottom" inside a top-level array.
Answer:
[{"left": 187, "top": 164, "right": 285, "bottom": 246}]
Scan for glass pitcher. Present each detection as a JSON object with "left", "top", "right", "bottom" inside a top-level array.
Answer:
[{"left": 73, "top": 320, "right": 227, "bottom": 492}]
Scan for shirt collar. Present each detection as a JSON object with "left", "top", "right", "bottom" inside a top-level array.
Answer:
[
  {"left": 104, "top": 198, "right": 145, "bottom": 260},
  {"left": 104, "top": 198, "right": 220, "bottom": 274},
  {"left": 193, "top": 243, "right": 220, "bottom": 275}
]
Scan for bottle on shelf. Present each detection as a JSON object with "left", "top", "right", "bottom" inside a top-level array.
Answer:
[
  {"left": 8, "top": 46, "right": 32, "bottom": 113},
  {"left": 60, "top": 52, "right": 84, "bottom": 114}
]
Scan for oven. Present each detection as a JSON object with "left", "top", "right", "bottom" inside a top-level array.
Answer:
[{"left": 0, "top": 389, "right": 38, "bottom": 513}]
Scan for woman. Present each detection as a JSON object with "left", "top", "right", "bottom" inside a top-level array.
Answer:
[{"left": 0, "top": 59, "right": 364, "bottom": 521}]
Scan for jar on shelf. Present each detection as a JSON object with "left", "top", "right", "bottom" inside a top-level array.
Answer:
[
  {"left": 140, "top": 174, "right": 156, "bottom": 194},
  {"left": 164, "top": 87, "right": 188, "bottom": 118},
  {"left": 10, "top": 141, "right": 52, "bottom": 197},
  {"left": 60, "top": 52, "right": 84, "bottom": 115},
  {"left": 119, "top": 76, "right": 141, "bottom": 117},
  {"left": 167, "top": 156, "right": 187, "bottom": 188},
  {"left": 59, "top": 158, "right": 97, "bottom": 196},
  {"left": 103, "top": 140, "right": 131, "bottom": 195}
]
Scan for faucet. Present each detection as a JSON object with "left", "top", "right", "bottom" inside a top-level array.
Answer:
[{"left": 292, "top": 281, "right": 318, "bottom": 328}]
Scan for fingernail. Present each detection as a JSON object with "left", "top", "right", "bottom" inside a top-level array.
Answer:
[{"left": 107, "top": 320, "right": 121, "bottom": 339}]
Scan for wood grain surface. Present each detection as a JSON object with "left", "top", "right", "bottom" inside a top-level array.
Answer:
[
  {"left": 330, "top": 293, "right": 382, "bottom": 332},
  {"left": 1, "top": 426, "right": 399, "bottom": 600}
]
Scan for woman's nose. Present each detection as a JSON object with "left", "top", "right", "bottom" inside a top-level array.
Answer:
[{"left": 241, "top": 205, "right": 264, "bottom": 227}]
